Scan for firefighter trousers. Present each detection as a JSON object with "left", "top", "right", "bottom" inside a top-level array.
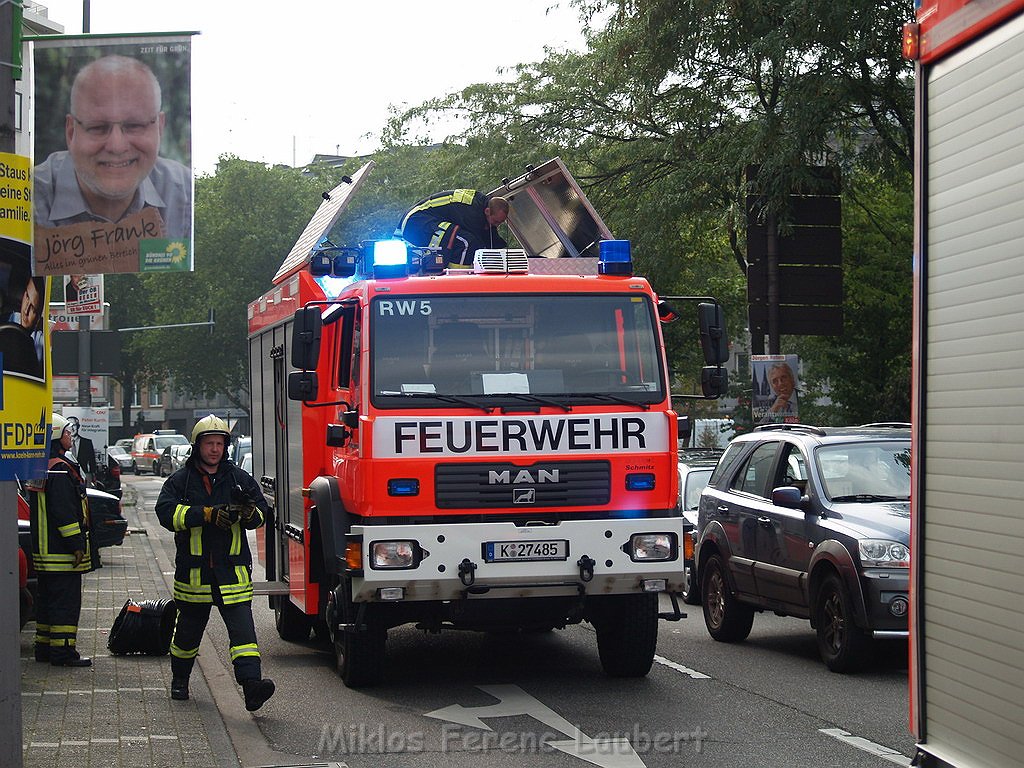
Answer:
[
  {"left": 35, "top": 571, "right": 83, "bottom": 660},
  {"left": 170, "top": 599, "right": 261, "bottom": 683}
]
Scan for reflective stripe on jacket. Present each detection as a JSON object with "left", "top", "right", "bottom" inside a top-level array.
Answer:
[
  {"left": 29, "top": 456, "right": 93, "bottom": 573},
  {"left": 155, "top": 458, "right": 268, "bottom": 605}
]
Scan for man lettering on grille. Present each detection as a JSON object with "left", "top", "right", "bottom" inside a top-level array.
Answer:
[{"left": 155, "top": 415, "right": 275, "bottom": 710}]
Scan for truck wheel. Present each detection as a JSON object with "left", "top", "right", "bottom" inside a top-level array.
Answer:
[
  {"left": 274, "top": 596, "right": 312, "bottom": 642},
  {"left": 815, "top": 574, "right": 870, "bottom": 673},
  {"left": 592, "top": 593, "right": 658, "bottom": 677},
  {"left": 701, "top": 554, "right": 754, "bottom": 642},
  {"left": 335, "top": 622, "right": 386, "bottom": 688}
]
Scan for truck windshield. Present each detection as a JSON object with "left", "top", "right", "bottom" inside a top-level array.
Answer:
[{"left": 370, "top": 293, "right": 664, "bottom": 407}]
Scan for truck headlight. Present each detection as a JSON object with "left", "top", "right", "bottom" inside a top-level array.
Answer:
[
  {"left": 859, "top": 539, "right": 910, "bottom": 568},
  {"left": 369, "top": 540, "right": 421, "bottom": 569},
  {"left": 627, "top": 533, "right": 677, "bottom": 562}
]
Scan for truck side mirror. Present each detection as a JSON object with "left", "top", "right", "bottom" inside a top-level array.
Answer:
[
  {"left": 291, "top": 307, "right": 322, "bottom": 370},
  {"left": 677, "top": 415, "right": 693, "bottom": 447},
  {"left": 287, "top": 370, "right": 319, "bottom": 402},
  {"left": 698, "top": 302, "right": 729, "bottom": 366},
  {"left": 701, "top": 366, "right": 729, "bottom": 398}
]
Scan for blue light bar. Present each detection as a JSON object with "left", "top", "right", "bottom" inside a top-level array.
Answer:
[
  {"left": 373, "top": 240, "right": 409, "bottom": 267},
  {"left": 598, "top": 240, "right": 633, "bottom": 275}
]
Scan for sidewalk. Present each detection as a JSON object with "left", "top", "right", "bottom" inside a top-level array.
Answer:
[{"left": 19, "top": 485, "right": 239, "bottom": 768}]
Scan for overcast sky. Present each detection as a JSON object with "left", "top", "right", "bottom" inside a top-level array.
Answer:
[{"left": 37, "top": 0, "right": 589, "bottom": 174}]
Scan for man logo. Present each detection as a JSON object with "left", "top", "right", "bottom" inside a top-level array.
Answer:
[
  {"left": 513, "top": 488, "right": 536, "bottom": 504},
  {"left": 489, "top": 469, "right": 560, "bottom": 484}
]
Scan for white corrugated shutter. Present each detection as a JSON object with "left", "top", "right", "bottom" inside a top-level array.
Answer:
[{"left": 922, "top": 13, "right": 1024, "bottom": 768}]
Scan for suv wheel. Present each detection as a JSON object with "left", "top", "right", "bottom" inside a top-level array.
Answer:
[
  {"left": 815, "top": 574, "right": 870, "bottom": 672},
  {"left": 701, "top": 554, "right": 754, "bottom": 642}
]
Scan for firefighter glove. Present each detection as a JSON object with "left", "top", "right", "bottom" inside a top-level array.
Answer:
[
  {"left": 237, "top": 503, "right": 259, "bottom": 522},
  {"left": 203, "top": 505, "right": 236, "bottom": 530},
  {"left": 73, "top": 550, "right": 85, "bottom": 568}
]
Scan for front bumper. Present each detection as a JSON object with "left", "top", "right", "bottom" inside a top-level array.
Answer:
[
  {"left": 861, "top": 568, "right": 910, "bottom": 636},
  {"left": 350, "top": 518, "right": 685, "bottom": 602}
]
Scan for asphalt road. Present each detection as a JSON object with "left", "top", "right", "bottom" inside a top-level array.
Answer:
[{"left": 129, "top": 475, "right": 913, "bottom": 768}]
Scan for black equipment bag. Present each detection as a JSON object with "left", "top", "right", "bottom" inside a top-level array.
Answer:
[{"left": 108, "top": 598, "right": 176, "bottom": 655}]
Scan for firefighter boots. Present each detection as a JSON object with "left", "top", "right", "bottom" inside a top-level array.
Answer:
[
  {"left": 242, "top": 677, "right": 275, "bottom": 711},
  {"left": 50, "top": 648, "right": 91, "bottom": 667},
  {"left": 34, "top": 645, "right": 49, "bottom": 663},
  {"left": 170, "top": 677, "right": 190, "bottom": 701}
]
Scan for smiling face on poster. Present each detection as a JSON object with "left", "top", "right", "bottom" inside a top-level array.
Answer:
[
  {"left": 32, "top": 34, "right": 194, "bottom": 277},
  {"left": 751, "top": 354, "right": 800, "bottom": 424}
]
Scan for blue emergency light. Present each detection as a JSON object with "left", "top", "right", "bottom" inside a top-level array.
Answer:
[
  {"left": 371, "top": 239, "right": 410, "bottom": 279},
  {"left": 598, "top": 240, "right": 633, "bottom": 275}
]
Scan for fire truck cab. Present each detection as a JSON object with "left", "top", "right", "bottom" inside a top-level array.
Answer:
[{"left": 248, "top": 159, "right": 729, "bottom": 686}]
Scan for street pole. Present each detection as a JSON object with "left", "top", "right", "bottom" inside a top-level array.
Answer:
[{"left": 1, "top": 1, "right": 25, "bottom": 765}]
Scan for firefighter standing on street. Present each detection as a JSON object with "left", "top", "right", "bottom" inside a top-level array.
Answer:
[
  {"left": 155, "top": 414, "right": 275, "bottom": 711},
  {"left": 396, "top": 189, "right": 509, "bottom": 268},
  {"left": 28, "top": 413, "right": 96, "bottom": 667}
]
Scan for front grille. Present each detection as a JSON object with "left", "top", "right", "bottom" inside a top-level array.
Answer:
[{"left": 436, "top": 460, "right": 611, "bottom": 509}]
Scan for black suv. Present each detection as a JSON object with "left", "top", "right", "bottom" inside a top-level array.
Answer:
[{"left": 695, "top": 424, "right": 910, "bottom": 672}]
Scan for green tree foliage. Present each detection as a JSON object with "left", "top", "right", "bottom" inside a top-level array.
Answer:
[
  {"left": 385, "top": 0, "right": 915, "bottom": 420},
  {"left": 136, "top": 156, "right": 347, "bottom": 409}
]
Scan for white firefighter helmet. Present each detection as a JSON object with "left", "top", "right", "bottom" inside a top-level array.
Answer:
[
  {"left": 51, "top": 413, "right": 70, "bottom": 441},
  {"left": 192, "top": 414, "right": 230, "bottom": 445}
]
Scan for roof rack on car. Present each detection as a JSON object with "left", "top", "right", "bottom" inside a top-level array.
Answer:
[
  {"left": 753, "top": 424, "right": 828, "bottom": 436},
  {"left": 858, "top": 422, "right": 911, "bottom": 428}
]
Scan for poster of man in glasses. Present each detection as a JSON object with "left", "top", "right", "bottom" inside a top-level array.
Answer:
[
  {"left": 32, "top": 34, "right": 194, "bottom": 276},
  {"left": 751, "top": 354, "right": 800, "bottom": 425}
]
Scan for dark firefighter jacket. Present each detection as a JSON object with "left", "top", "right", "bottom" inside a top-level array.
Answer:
[
  {"left": 28, "top": 453, "right": 94, "bottom": 573},
  {"left": 155, "top": 456, "right": 268, "bottom": 605},
  {"left": 397, "top": 189, "right": 507, "bottom": 264}
]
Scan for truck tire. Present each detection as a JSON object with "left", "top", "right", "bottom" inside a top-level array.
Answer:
[
  {"left": 335, "top": 622, "right": 386, "bottom": 688},
  {"left": 701, "top": 554, "right": 754, "bottom": 642},
  {"left": 274, "top": 595, "right": 312, "bottom": 642},
  {"left": 815, "top": 574, "right": 870, "bottom": 673},
  {"left": 592, "top": 593, "right": 658, "bottom": 677}
]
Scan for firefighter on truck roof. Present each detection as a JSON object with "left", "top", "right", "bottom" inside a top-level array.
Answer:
[
  {"left": 396, "top": 188, "right": 509, "bottom": 268},
  {"left": 155, "top": 414, "right": 275, "bottom": 711}
]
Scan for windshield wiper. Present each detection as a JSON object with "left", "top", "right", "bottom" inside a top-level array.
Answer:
[
  {"left": 830, "top": 494, "right": 908, "bottom": 503},
  {"left": 560, "top": 392, "right": 651, "bottom": 410},
  {"left": 380, "top": 391, "right": 493, "bottom": 413},
  {"left": 490, "top": 393, "right": 572, "bottom": 412}
]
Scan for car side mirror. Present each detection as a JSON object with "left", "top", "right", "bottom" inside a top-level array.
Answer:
[{"left": 772, "top": 486, "right": 805, "bottom": 509}]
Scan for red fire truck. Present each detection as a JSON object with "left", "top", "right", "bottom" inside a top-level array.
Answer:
[
  {"left": 248, "top": 159, "right": 729, "bottom": 686},
  {"left": 905, "top": 2, "right": 1024, "bottom": 766}
]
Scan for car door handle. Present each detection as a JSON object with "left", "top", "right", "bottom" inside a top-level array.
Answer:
[
  {"left": 718, "top": 505, "right": 731, "bottom": 514},
  {"left": 757, "top": 516, "right": 773, "bottom": 527}
]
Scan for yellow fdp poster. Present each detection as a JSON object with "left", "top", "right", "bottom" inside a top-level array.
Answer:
[{"left": 0, "top": 152, "right": 50, "bottom": 481}]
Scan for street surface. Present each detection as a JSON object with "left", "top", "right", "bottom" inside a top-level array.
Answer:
[{"left": 130, "top": 475, "right": 913, "bottom": 768}]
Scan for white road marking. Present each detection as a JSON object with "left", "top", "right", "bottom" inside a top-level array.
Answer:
[
  {"left": 819, "top": 728, "right": 911, "bottom": 765},
  {"left": 427, "top": 684, "right": 647, "bottom": 768},
  {"left": 653, "top": 655, "right": 711, "bottom": 679}
]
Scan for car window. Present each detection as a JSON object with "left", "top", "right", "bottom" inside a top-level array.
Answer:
[
  {"left": 730, "top": 442, "right": 779, "bottom": 498},
  {"left": 776, "top": 443, "right": 809, "bottom": 492},
  {"left": 683, "top": 468, "right": 714, "bottom": 510},
  {"left": 817, "top": 441, "right": 911, "bottom": 500},
  {"left": 709, "top": 442, "right": 746, "bottom": 485}
]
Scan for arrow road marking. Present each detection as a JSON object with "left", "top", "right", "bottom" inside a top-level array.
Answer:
[{"left": 426, "top": 684, "right": 647, "bottom": 768}]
